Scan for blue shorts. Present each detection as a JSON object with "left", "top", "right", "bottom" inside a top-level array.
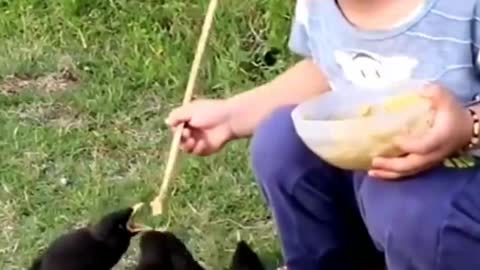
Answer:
[{"left": 250, "top": 106, "right": 480, "bottom": 270}]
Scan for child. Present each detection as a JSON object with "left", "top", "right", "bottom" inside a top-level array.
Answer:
[{"left": 166, "top": 0, "right": 480, "bottom": 269}]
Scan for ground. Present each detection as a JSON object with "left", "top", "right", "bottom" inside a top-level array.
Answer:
[{"left": 0, "top": 0, "right": 299, "bottom": 269}]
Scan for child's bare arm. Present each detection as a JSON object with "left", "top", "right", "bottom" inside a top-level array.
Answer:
[
  {"left": 227, "top": 59, "right": 330, "bottom": 138},
  {"left": 165, "top": 59, "right": 329, "bottom": 156}
]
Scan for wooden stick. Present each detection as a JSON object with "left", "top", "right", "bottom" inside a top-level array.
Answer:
[{"left": 150, "top": 0, "right": 219, "bottom": 216}]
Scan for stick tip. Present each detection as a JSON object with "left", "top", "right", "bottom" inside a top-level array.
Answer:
[{"left": 149, "top": 199, "right": 164, "bottom": 216}]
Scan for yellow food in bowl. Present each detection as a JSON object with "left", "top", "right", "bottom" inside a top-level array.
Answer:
[
  {"left": 310, "top": 93, "right": 433, "bottom": 170},
  {"left": 359, "top": 93, "right": 428, "bottom": 117}
]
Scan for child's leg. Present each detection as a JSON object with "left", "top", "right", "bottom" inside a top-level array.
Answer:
[
  {"left": 250, "top": 106, "right": 384, "bottom": 270},
  {"left": 355, "top": 163, "right": 480, "bottom": 270}
]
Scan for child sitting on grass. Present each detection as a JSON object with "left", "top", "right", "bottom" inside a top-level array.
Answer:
[{"left": 166, "top": 0, "right": 480, "bottom": 269}]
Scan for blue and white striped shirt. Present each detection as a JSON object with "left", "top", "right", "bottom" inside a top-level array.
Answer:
[{"left": 289, "top": 0, "right": 480, "bottom": 102}]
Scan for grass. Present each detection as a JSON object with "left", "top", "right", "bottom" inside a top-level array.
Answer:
[{"left": 0, "top": 0, "right": 299, "bottom": 269}]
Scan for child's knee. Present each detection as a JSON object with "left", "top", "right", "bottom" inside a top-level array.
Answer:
[
  {"left": 250, "top": 106, "right": 312, "bottom": 191},
  {"left": 385, "top": 183, "right": 480, "bottom": 269},
  {"left": 250, "top": 106, "right": 297, "bottom": 185},
  {"left": 356, "top": 169, "right": 480, "bottom": 268},
  {"left": 363, "top": 186, "right": 442, "bottom": 268}
]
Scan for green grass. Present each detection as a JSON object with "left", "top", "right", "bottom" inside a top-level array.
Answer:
[{"left": 0, "top": 0, "right": 298, "bottom": 269}]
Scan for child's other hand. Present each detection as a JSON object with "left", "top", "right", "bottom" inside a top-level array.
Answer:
[
  {"left": 165, "top": 99, "right": 235, "bottom": 156},
  {"left": 369, "top": 84, "right": 473, "bottom": 180}
]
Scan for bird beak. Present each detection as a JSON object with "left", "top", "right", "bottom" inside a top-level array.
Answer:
[
  {"left": 127, "top": 203, "right": 152, "bottom": 233},
  {"left": 127, "top": 223, "right": 151, "bottom": 234}
]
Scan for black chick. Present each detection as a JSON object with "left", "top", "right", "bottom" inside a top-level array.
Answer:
[
  {"left": 230, "top": 241, "right": 265, "bottom": 270},
  {"left": 136, "top": 230, "right": 265, "bottom": 270},
  {"left": 136, "top": 230, "right": 204, "bottom": 270},
  {"left": 29, "top": 207, "right": 139, "bottom": 270}
]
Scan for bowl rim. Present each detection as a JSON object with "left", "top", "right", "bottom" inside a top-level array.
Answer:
[{"left": 291, "top": 82, "right": 431, "bottom": 124}]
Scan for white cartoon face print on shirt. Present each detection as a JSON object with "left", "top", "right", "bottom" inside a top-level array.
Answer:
[{"left": 334, "top": 50, "right": 418, "bottom": 90}]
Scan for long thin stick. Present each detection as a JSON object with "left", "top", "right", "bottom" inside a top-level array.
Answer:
[{"left": 150, "top": 0, "right": 219, "bottom": 216}]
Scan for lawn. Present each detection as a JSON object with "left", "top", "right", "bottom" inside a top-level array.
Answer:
[{"left": 0, "top": 0, "right": 299, "bottom": 269}]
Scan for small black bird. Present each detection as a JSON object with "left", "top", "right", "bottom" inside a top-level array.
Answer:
[
  {"left": 136, "top": 230, "right": 265, "bottom": 270},
  {"left": 29, "top": 207, "right": 144, "bottom": 270},
  {"left": 136, "top": 230, "right": 204, "bottom": 270},
  {"left": 229, "top": 241, "right": 264, "bottom": 270}
]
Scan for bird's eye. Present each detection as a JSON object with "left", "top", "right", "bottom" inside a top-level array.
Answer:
[{"left": 118, "top": 224, "right": 125, "bottom": 230}]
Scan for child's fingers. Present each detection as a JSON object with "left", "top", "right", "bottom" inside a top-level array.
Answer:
[
  {"left": 180, "top": 137, "right": 196, "bottom": 153},
  {"left": 368, "top": 169, "right": 402, "bottom": 180},
  {"left": 166, "top": 106, "right": 192, "bottom": 126},
  {"left": 181, "top": 128, "right": 191, "bottom": 139},
  {"left": 166, "top": 116, "right": 187, "bottom": 127},
  {"left": 170, "top": 126, "right": 192, "bottom": 140},
  {"left": 419, "top": 84, "right": 452, "bottom": 108},
  {"left": 191, "top": 140, "right": 207, "bottom": 156},
  {"left": 395, "top": 128, "right": 443, "bottom": 155},
  {"left": 368, "top": 167, "right": 423, "bottom": 180},
  {"left": 371, "top": 154, "right": 430, "bottom": 174}
]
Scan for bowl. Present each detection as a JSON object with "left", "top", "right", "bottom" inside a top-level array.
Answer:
[{"left": 291, "top": 80, "right": 434, "bottom": 170}]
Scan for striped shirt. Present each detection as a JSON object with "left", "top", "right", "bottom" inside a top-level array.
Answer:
[{"left": 289, "top": 0, "right": 480, "bottom": 102}]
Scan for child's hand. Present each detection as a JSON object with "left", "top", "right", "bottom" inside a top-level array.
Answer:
[
  {"left": 165, "top": 99, "right": 235, "bottom": 156},
  {"left": 368, "top": 84, "right": 473, "bottom": 180}
]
